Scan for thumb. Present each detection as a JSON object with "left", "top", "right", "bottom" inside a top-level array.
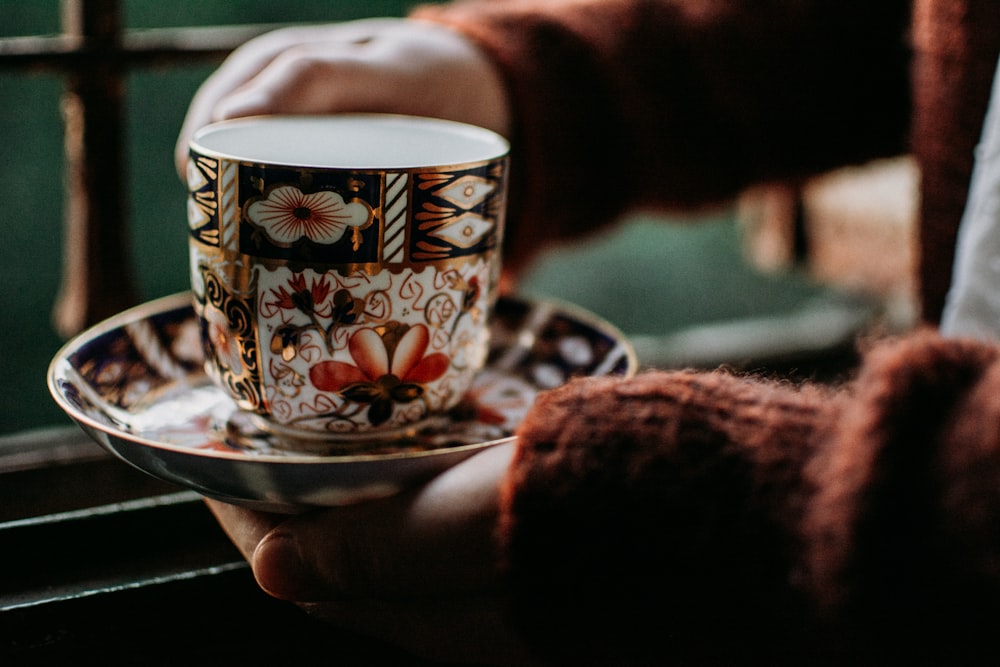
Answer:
[{"left": 251, "top": 442, "right": 514, "bottom": 601}]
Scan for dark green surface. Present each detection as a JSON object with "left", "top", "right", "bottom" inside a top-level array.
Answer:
[{"left": 518, "top": 213, "right": 828, "bottom": 338}]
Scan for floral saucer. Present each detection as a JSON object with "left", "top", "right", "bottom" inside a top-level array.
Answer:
[{"left": 48, "top": 292, "right": 636, "bottom": 511}]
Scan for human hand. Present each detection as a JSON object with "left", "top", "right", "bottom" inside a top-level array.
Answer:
[
  {"left": 206, "top": 441, "right": 537, "bottom": 665},
  {"left": 176, "top": 17, "right": 511, "bottom": 175}
]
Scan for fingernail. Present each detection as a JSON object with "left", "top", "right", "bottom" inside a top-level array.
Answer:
[{"left": 252, "top": 531, "right": 322, "bottom": 600}]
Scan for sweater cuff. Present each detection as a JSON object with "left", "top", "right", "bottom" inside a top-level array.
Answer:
[
  {"left": 805, "top": 329, "right": 1000, "bottom": 650},
  {"left": 413, "top": 1, "right": 910, "bottom": 273},
  {"left": 498, "top": 370, "right": 834, "bottom": 662}
]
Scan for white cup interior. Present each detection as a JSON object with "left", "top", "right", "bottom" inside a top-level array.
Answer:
[{"left": 190, "top": 114, "right": 509, "bottom": 169}]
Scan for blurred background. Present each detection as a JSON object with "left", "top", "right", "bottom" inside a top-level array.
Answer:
[
  {"left": 0, "top": 1, "right": 917, "bottom": 437},
  {"left": 1, "top": 1, "right": 421, "bottom": 434}
]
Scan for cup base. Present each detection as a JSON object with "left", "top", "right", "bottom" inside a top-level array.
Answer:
[{"left": 252, "top": 414, "right": 451, "bottom": 455}]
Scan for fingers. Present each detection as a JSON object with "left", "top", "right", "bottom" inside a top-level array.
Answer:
[
  {"left": 209, "top": 44, "right": 385, "bottom": 121},
  {"left": 174, "top": 18, "right": 511, "bottom": 178},
  {"left": 174, "top": 32, "right": 294, "bottom": 174},
  {"left": 251, "top": 441, "right": 515, "bottom": 602},
  {"left": 174, "top": 20, "right": 396, "bottom": 175},
  {"left": 205, "top": 444, "right": 522, "bottom": 663},
  {"left": 204, "top": 498, "right": 286, "bottom": 560}
]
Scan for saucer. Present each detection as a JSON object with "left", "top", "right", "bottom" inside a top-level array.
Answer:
[{"left": 48, "top": 292, "right": 636, "bottom": 511}]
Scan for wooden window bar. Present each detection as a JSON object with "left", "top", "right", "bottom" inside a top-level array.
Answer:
[{"left": 0, "top": 0, "right": 275, "bottom": 337}]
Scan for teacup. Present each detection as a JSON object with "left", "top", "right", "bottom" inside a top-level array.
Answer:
[{"left": 186, "top": 114, "right": 509, "bottom": 446}]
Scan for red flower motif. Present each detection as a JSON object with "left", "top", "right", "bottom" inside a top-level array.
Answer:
[
  {"left": 309, "top": 324, "right": 449, "bottom": 425},
  {"left": 269, "top": 274, "right": 332, "bottom": 315}
]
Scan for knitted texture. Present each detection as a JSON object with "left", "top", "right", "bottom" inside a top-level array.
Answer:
[
  {"left": 501, "top": 331, "right": 1000, "bottom": 662},
  {"left": 805, "top": 330, "right": 1000, "bottom": 660},
  {"left": 414, "top": 0, "right": 910, "bottom": 271},
  {"left": 500, "top": 369, "right": 838, "bottom": 663},
  {"left": 911, "top": 0, "right": 1000, "bottom": 321},
  {"left": 406, "top": 0, "right": 1000, "bottom": 660},
  {"left": 418, "top": 0, "right": 1000, "bottom": 321}
]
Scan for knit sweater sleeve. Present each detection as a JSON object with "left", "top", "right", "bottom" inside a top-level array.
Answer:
[
  {"left": 498, "top": 332, "right": 1000, "bottom": 663},
  {"left": 412, "top": 0, "right": 912, "bottom": 268},
  {"left": 498, "top": 369, "right": 839, "bottom": 663}
]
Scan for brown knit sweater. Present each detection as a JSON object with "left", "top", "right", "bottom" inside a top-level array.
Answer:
[
  {"left": 413, "top": 0, "right": 1000, "bottom": 662},
  {"left": 416, "top": 0, "right": 913, "bottom": 273},
  {"left": 505, "top": 333, "right": 1000, "bottom": 663}
]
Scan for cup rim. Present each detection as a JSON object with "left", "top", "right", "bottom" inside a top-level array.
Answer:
[{"left": 189, "top": 113, "right": 510, "bottom": 170}]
